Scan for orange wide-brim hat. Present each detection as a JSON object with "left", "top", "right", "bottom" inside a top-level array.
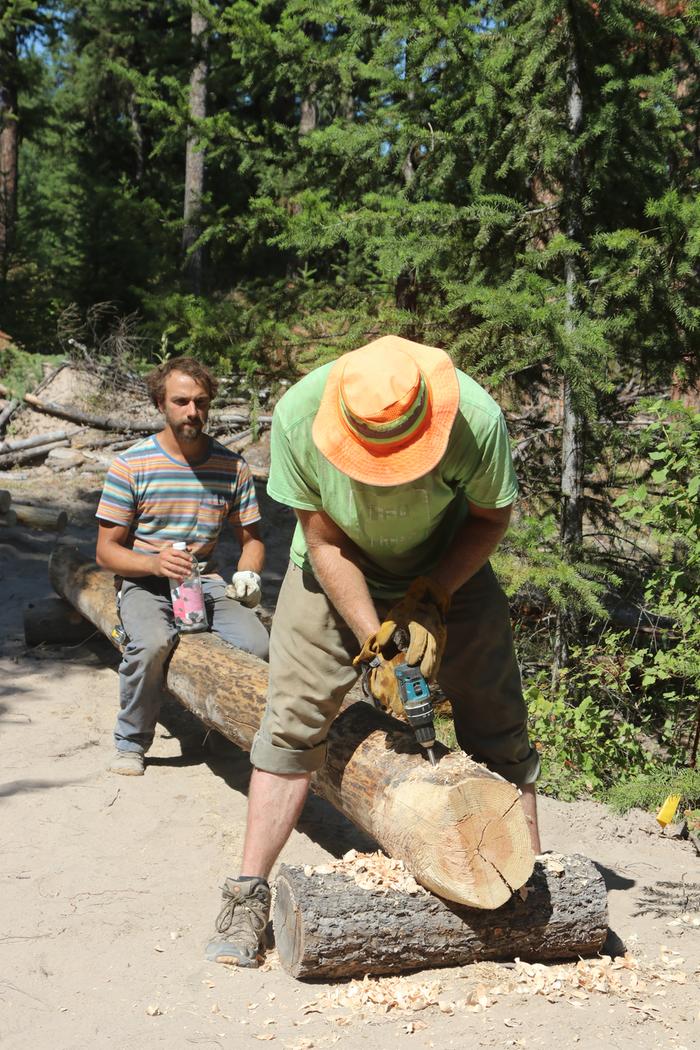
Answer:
[{"left": 311, "top": 335, "right": 460, "bottom": 486}]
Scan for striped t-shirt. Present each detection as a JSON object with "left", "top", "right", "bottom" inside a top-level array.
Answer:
[{"left": 96, "top": 434, "right": 261, "bottom": 569}]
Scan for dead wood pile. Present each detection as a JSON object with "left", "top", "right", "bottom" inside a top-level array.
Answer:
[{"left": 0, "top": 362, "right": 272, "bottom": 479}]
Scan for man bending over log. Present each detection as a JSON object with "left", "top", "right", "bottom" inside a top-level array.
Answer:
[
  {"left": 95, "top": 357, "right": 269, "bottom": 776},
  {"left": 205, "top": 335, "right": 541, "bottom": 968}
]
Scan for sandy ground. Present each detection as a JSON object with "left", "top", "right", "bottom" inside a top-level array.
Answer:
[{"left": 1, "top": 465, "right": 699, "bottom": 1050}]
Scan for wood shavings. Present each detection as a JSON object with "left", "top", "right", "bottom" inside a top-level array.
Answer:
[
  {"left": 260, "top": 949, "right": 281, "bottom": 972},
  {"left": 304, "top": 974, "right": 444, "bottom": 1016},
  {"left": 302, "top": 850, "right": 426, "bottom": 895},
  {"left": 301, "top": 950, "right": 693, "bottom": 1021}
]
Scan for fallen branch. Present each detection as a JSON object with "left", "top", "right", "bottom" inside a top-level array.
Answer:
[
  {"left": 0, "top": 439, "right": 71, "bottom": 468},
  {"left": 23, "top": 393, "right": 156, "bottom": 433},
  {"left": 0, "top": 428, "right": 82, "bottom": 455},
  {"left": 0, "top": 400, "right": 19, "bottom": 429}
]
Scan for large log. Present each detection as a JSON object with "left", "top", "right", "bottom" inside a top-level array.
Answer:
[
  {"left": 49, "top": 546, "right": 535, "bottom": 908},
  {"left": 0, "top": 488, "right": 11, "bottom": 512},
  {"left": 13, "top": 503, "right": 68, "bottom": 532},
  {"left": 273, "top": 852, "right": 608, "bottom": 978}
]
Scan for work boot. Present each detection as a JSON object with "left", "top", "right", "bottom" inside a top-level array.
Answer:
[
  {"left": 108, "top": 749, "right": 145, "bottom": 776},
  {"left": 205, "top": 876, "right": 271, "bottom": 967}
]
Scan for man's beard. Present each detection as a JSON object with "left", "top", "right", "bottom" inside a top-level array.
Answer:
[{"left": 175, "top": 420, "right": 203, "bottom": 442}]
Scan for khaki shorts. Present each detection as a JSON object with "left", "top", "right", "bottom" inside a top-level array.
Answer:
[{"left": 250, "top": 562, "right": 540, "bottom": 786}]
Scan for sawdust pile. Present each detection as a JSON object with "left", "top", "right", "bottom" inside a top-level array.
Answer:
[
  {"left": 302, "top": 949, "right": 692, "bottom": 1020},
  {"left": 303, "top": 850, "right": 427, "bottom": 896}
]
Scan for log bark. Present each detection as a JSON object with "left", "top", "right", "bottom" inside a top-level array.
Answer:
[
  {"left": 49, "top": 546, "right": 535, "bottom": 909},
  {"left": 13, "top": 503, "right": 68, "bottom": 532},
  {"left": 273, "top": 853, "right": 608, "bottom": 978},
  {"left": 23, "top": 393, "right": 156, "bottom": 433},
  {"left": 0, "top": 488, "right": 10, "bottom": 512},
  {"left": 23, "top": 597, "right": 95, "bottom": 647}
]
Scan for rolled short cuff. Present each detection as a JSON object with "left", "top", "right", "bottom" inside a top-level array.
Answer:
[
  {"left": 487, "top": 747, "right": 541, "bottom": 788},
  {"left": 250, "top": 728, "right": 328, "bottom": 775}
]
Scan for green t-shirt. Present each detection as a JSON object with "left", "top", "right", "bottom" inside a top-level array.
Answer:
[{"left": 267, "top": 363, "right": 518, "bottom": 597}]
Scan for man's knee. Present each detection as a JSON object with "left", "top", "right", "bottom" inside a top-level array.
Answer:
[{"left": 123, "top": 624, "right": 177, "bottom": 668}]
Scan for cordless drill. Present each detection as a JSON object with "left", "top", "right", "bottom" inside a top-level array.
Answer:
[
  {"left": 390, "top": 628, "right": 439, "bottom": 766},
  {"left": 392, "top": 661, "right": 439, "bottom": 766}
]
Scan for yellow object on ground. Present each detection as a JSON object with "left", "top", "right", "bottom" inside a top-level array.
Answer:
[{"left": 656, "top": 794, "right": 681, "bottom": 827}]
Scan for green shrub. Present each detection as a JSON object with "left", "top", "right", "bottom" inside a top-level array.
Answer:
[
  {"left": 606, "top": 768, "right": 700, "bottom": 815},
  {"left": 524, "top": 673, "right": 656, "bottom": 801},
  {"left": 0, "top": 344, "right": 64, "bottom": 397}
]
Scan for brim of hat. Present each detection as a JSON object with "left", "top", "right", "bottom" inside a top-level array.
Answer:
[{"left": 312, "top": 338, "right": 460, "bottom": 486}]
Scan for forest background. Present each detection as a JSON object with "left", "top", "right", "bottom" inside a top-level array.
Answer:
[{"left": 1, "top": 0, "right": 699, "bottom": 815}]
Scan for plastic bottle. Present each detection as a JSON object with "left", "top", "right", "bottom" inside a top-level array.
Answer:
[{"left": 169, "top": 542, "right": 207, "bottom": 633}]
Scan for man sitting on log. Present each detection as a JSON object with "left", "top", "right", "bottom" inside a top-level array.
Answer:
[
  {"left": 95, "top": 357, "right": 270, "bottom": 776},
  {"left": 205, "top": 335, "right": 541, "bottom": 968}
]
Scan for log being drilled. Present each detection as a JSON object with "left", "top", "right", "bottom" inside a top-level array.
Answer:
[
  {"left": 49, "top": 545, "right": 534, "bottom": 908},
  {"left": 273, "top": 853, "right": 608, "bottom": 979}
]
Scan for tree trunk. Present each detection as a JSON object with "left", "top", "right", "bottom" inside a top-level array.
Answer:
[
  {"left": 273, "top": 853, "right": 608, "bottom": 978},
  {"left": 182, "top": 7, "right": 208, "bottom": 294},
  {"left": 299, "top": 84, "right": 317, "bottom": 137},
  {"left": 0, "top": 27, "right": 18, "bottom": 280},
  {"left": 49, "top": 546, "right": 535, "bottom": 909},
  {"left": 553, "top": 12, "right": 586, "bottom": 681}
]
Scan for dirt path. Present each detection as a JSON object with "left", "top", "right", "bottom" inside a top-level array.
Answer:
[{"left": 0, "top": 470, "right": 698, "bottom": 1050}]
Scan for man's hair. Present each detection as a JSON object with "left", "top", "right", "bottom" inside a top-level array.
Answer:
[{"left": 146, "top": 357, "right": 218, "bottom": 408}]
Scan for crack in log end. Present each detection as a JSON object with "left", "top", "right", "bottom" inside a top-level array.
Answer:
[
  {"left": 376, "top": 775, "right": 531, "bottom": 908},
  {"left": 472, "top": 791, "right": 535, "bottom": 907}
]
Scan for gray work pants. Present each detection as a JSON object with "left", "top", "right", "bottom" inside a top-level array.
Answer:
[{"left": 115, "top": 576, "right": 270, "bottom": 754}]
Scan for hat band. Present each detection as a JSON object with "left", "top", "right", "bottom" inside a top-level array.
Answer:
[{"left": 339, "top": 375, "right": 430, "bottom": 450}]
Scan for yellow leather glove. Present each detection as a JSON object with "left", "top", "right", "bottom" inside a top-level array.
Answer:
[
  {"left": 353, "top": 640, "right": 407, "bottom": 721},
  {"left": 375, "top": 576, "right": 450, "bottom": 680}
]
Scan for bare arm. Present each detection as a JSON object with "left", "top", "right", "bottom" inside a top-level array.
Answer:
[
  {"left": 297, "top": 508, "right": 380, "bottom": 644},
  {"left": 232, "top": 521, "right": 265, "bottom": 574},
  {"left": 96, "top": 521, "right": 192, "bottom": 580},
  {"left": 430, "top": 502, "right": 513, "bottom": 596}
]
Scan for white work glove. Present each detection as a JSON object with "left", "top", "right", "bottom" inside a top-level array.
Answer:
[{"left": 226, "top": 570, "right": 262, "bottom": 608}]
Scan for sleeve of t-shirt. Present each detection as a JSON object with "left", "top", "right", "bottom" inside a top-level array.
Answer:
[
  {"left": 266, "top": 407, "right": 323, "bottom": 511},
  {"left": 227, "top": 459, "right": 262, "bottom": 526},
  {"left": 96, "top": 456, "right": 136, "bottom": 526},
  {"left": 458, "top": 411, "right": 519, "bottom": 508}
]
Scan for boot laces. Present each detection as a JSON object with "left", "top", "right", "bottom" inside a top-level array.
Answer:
[{"left": 215, "top": 883, "right": 269, "bottom": 942}]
